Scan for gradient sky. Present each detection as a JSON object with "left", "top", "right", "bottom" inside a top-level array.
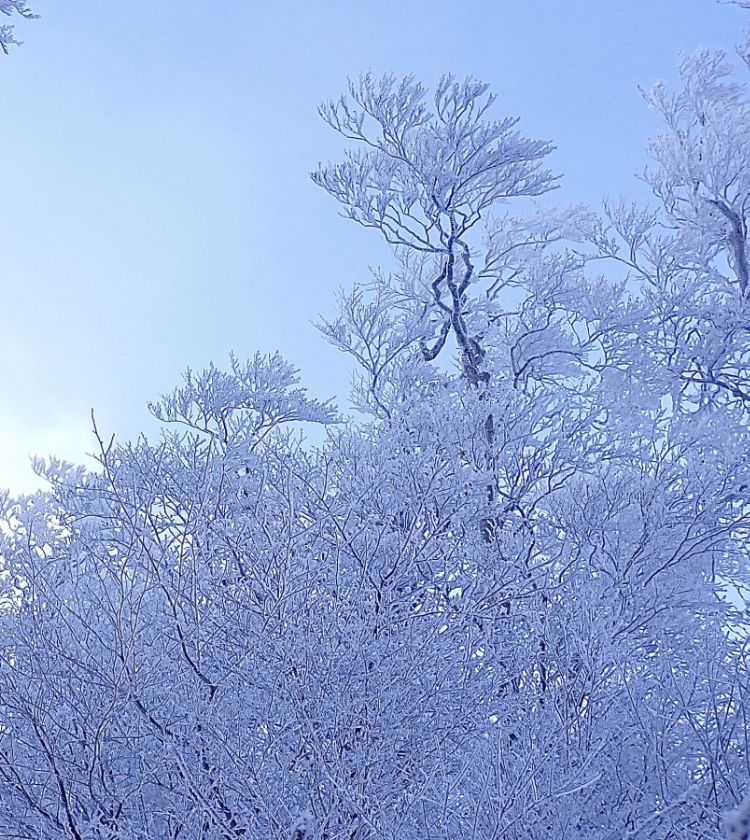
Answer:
[{"left": 1, "top": 0, "right": 746, "bottom": 492}]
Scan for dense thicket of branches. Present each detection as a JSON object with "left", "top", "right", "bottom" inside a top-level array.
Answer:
[{"left": 1, "top": 9, "right": 750, "bottom": 840}]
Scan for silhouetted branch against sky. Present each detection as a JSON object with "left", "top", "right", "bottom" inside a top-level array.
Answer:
[{"left": 0, "top": 0, "right": 38, "bottom": 54}]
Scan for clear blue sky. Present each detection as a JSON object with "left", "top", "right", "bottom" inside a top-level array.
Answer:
[{"left": 1, "top": 1, "right": 745, "bottom": 491}]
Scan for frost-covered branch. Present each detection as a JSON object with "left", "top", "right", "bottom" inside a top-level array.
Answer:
[{"left": 0, "top": 0, "right": 38, "bottom": 53}]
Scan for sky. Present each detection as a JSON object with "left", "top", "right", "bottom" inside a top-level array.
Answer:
[{"left": 0, "top": 0, "right": 747, "bottom": 493}]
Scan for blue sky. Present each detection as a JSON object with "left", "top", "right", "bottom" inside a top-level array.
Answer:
[{"left": 1, "top": 0, "right": 746, "bottom": 491}]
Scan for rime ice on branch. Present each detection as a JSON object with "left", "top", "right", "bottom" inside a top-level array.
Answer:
[
  {"left": 313, "top": 74, "right": 557, "bottom": 387},
  {"left": 0, "top": 0, "right": 38, "bottom": 53}
]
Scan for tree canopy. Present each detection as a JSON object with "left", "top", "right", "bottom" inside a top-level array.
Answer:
[{"left": 1, "top": 6, "right": 750, "bottom": 840}]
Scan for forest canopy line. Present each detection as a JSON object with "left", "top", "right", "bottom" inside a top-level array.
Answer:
[{"left": 1, "top": 3, "right": 750, "bottom": 840}]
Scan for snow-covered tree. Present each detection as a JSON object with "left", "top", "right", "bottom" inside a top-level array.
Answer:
[
  {"left": 1, "top": 8, "right": 749, "bottom": 840},
  {"left": 313, "top": 73, "right": 558, "bottom": 388},
  {"left": 310, "top": 38, "right": 750, "bottom": 840}
]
